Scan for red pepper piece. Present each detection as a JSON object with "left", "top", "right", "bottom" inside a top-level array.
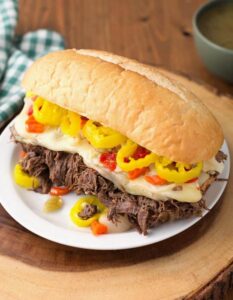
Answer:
[
  {"left": 27, "top": 105, "right": 33, "bottom": 116},
  {"left": 91, "top": 221, "right": 108, "bottom": 235},
  {"left": 145, "top": 175, "right": 168, "bottom": 185},
  {"left": 128, "top": 167, "right": 149, "bottom": 180},
  {"left": 124, "top": 157, "right": 130, "bottom": 163},
  {"left": 100, "top": 152, "right": 117, "bottom": 171},
  {"left": 25, "top": 115, "right": 45, "bottom": 133},
  {"left": 132, "top": 146, "right": 150, "bottom": 159},
  {"left": 50, "top": 186, "right": 70, "bottom": 196}
]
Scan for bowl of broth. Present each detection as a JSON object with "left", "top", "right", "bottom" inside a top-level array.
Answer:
[{"left": 193, "top": 0, "right": 233, "bottom": 82}]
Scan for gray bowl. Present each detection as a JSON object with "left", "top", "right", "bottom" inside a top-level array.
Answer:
[{"left": 193, "top": 0, "right": 233, "bottom": 83}]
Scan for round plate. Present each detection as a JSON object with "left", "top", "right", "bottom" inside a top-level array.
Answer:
[{"left": 0, "top": 122, "right": 230, "bottom": 250}]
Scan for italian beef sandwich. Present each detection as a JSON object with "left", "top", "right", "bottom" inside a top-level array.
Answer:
[{"left": 11, "top": 49, "right": 227, "bottom": 235}]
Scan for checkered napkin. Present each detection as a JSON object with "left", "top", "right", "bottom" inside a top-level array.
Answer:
[{"left": 0, "top": 0, "right": 65, "bottom": 128}]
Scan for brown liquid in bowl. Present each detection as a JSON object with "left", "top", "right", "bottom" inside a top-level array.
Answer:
[{"left": 198, "top": 2, "right": 233, "bottom": 50}]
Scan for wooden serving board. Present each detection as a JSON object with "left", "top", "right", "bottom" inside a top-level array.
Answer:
[{"left": 0, "top": 70, "right": 232, "bottom": 300}]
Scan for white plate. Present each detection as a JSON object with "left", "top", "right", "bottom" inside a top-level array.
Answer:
[{"left": 0, "top": 122, "right": 230, "bottom": 250}]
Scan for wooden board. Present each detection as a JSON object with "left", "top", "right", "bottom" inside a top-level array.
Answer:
[{"left": 0, "top": 70, "right": 232, "bottom": 300}]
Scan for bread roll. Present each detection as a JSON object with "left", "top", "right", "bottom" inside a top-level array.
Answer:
[{"left": 22, "top": 49, "right": 223, "bottom": 163}]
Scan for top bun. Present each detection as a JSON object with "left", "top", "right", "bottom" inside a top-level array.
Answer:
[{"left": 22, "top": 49, "right": 223, "bottom": 163}]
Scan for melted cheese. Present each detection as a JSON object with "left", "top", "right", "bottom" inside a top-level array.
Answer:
[{"left": 13, "top": 100, "right": 224, "bottom": 203}]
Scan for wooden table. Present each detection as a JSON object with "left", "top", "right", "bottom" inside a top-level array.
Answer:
[
  {"left": 0, "top": 1, "right": 232, "bottom": 299},
  {"left": 17, "top": 0, "right": 233, "bottom": 95}
]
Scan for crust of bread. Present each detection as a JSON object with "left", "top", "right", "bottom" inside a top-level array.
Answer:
[{"left": 22, "top": 49, "right": 223, "bottom": 163}]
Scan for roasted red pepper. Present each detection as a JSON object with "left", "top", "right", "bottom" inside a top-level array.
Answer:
[
  {"left": 50, "top": 186, "right": 70, "bottom": 196},
  {"left": 132, "top": 146, "right": 150, "bottom": 159},
  {"left": 145, "top": 175, "right": 168, "bottom": 185},
  {"left": 91, "top": 220, "right": 108, "bottom": 235},
  {"left": 25, "top": 115, "right": 45, "bottom": 133},
  {"left": 100, "top": 152, "right": 117, "bottom": 171},
  {"left": 27, "top": 105, "right": 33, "bottom": 116},
  {"left": 128, "top": 167, "right": 149, "bottom": 180}
]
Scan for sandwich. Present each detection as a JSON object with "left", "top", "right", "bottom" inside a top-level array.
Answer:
[{"left": 11, "top": 49, "right": 227, "bottom": 235}]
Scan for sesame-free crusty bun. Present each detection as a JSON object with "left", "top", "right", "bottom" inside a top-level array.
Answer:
[{"left": 22, "top": 49, "right": 223, "bottom": 163}]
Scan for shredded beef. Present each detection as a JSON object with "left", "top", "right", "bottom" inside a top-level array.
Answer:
[
  {"left": 21, "top": 151, "right": 47, "bottom": 177},
  {"left": 78, "top": 204, "right": 98, "bottom": 220},
  {"left": 18, "top": 142, "right": 215, "bottom": 234},
  {"left": 200, "top": 172, "right": 218, "bottom": 193},
  {"left": 36, "top": 175, "right": 52, "bottom": 194},
  {"left": 215, "top": 151, "right": 227, "bottom": 163}
]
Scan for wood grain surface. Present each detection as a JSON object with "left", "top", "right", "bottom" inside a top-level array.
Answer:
[
  {"left": 0, "top": 0, "right": 232, "bottom": 299},
  {"left": 16, "top": 0, "right": 233, "bottom": 95}
]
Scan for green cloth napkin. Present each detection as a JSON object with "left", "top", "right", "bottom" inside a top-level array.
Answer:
[{"left": 0, "top": 0, "right": 65, "bottom": 128}]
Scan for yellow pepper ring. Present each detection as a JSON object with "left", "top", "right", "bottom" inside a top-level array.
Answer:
[
  {"left": 116, "top": 139, "right": 158, "bottom": 172},
  {"left": 33, "top": 97, "right": 66, "bottom": 126},
  {"left": 13, "top": 164, "right": 40, "bottom": 189},
  {"left": 61, "top": 111, "right": 81, "bottom": 137},
  {"left": 155, "top": 158, "right": 203, "bottom": 184},
  {"left": 82, "top": 120, "right": 126, "bottom": 149},
  {"left": 70, "top": 196, "right": 106, "bottom": 227}
]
